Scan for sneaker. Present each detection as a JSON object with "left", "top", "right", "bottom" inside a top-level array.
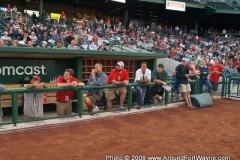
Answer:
[
  {"left": 118, "top": 106, "right": 126, "bottom": 110},
  {"left": 92, "top": 106, "right": 99, "bottom": 112}
]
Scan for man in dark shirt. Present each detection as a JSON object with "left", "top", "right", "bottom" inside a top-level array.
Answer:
[
  {"left": 65, "top": 32, "right": 74, "bottom": 44},
  {"left": 175, "top": 58, "right": 196, "bottom": 109},
  {"left": 199, "top": 60, "right": 212, "bottom": 94}
]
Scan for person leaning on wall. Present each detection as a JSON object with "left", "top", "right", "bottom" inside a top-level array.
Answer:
[{"left": 0, "top": 84, "right": 6, "bottom": 123}]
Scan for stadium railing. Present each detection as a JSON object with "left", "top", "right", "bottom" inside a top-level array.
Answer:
[
  {"left": 0, "top": 79, "right": 199, "bottom": 126},
  {"left": 227, "top": 77, "right": 240, "bottom": 98}
]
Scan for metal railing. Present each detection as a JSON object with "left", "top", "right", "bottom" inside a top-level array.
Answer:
[{"left": 0, "top": 78, "right": 199, "bottom": 126}]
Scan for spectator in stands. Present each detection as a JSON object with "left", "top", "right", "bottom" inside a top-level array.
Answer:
[
  {"left": 29, "top": 32, "right": 38, "bottom": 44},
  {"left": 53, "top": 41, "right": 66, "bottom": 49},
  {"left": 98, "top": 43, "right": 107, "bottom": 51},
  {"left": 199, "top": 60, "right": 212, "bottom": 94},
  {"left": 65, "top": 32, "right": 74, "bottom": 44},
  {"left": 60, "top": 11, "right": 66, "bottom": 24},
  {"left": 91, "top": 33, "right": 98, "bottom": 43},
  {"left": 41, "top": 32, "right": 50, "bottom": 42},
  {"left": 13, "top": 21, "right": 20, "bottom": 31},
  {"left": 32, "top": 12, "right": 37, "bottom": 23},
  {"left": 108, "top": 46, "right": 114, "bottom": 51},
  {"left": 23, "top": 75, "right": 46, "bottom": 119},
  {"left": 51, "top": 30, "right": 60, "bottom": 42},
  {"left": 1, "top": 31, "right": 12, "bottom": 44},
  {"left": 0, "top": 84, "right": 6, "bottom": 123},
  {"left": 175, "top": 57, "right": 196, "bottom": 109},
  {"left": 84, "top": 62, "right": 107, "bottom": 113},
  {"left": 89, "top": 41, "right": 98, "bottom": 50},
  {"left": 81, "top": 41, "right": 89, "bottom": 50},
  {"left": 106, "top": 61, "right": 129, "bottom": 110},
  {"left": 67, "top": 40, "right": 79, "bottom": 49},
  {"left": 27, "top": 41, "right": 33, "bottom": 48},
  {"left": 209, "top": 58, "right": 223, "bottom": 99},
  {"left": 41, "top": 41, "right": 47, "bottom": 48},
  {"left": 152, "top": 63, "right": 168, "bottom": 105},
  {"left": 135, "top": 61, "right": 151, "bottom": 108},
  {"left": 0, "top": 39, "right": 5, "bottom": 47},
  {"left": 11, "top": 40, "right": 18, "bottom": 47},
  {"left": 56, "top": 68, "right": 85, "bottom": 116}
]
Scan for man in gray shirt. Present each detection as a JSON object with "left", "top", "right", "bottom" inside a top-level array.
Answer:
[{"left": 84, "top": 62, "right": 107, "bottom": 113}]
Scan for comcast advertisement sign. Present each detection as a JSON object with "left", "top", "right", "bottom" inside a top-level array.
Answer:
[{"left": 0, "top": 59, "right": 55, "bottom": 83}]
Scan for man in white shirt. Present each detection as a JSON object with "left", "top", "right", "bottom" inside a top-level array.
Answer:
[
  {"left": 1, "top": 31, "right": 12, "bottom": 43},
  {"left": 89, "top": 41, "right": 98, "bottom": 50},
  {"left": 134, "top": 61, "right": 151, "bottom": 108}
]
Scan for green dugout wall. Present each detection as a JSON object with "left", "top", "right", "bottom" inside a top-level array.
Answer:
[{"left": 0, "top": 47, "right": 166, "bottom": 83}]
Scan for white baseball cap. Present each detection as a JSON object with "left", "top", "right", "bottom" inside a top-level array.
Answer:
[{"left": 117, "top": 61, "right": 124, "bottom": 67}]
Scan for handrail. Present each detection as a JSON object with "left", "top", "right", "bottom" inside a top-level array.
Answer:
[
  {"left": 220, "top": 74, "right": 226, "bottom": 97},
  {"left": 227, "top": 77, "right": 240, "bottom": 98},
  {"left": 0, "top": 79, "right": 198, "bottom": 126}
]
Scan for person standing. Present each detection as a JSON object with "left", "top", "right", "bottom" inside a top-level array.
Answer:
[
  {"left": 105, "top": 61, "right": 129, "bottom": 110},
  {"left": 209, "top": 58, "right": 223, "bottom": 99},
  {"left": 56, "top": 69, "right": 85, "bottom": 116},
  {"left": 175, "top": 58, "right": 196, "bottom": 109},
  {"left": 152, "top": 63, "right": 168, "bottom": 105},
  {"left": 135, "top": 61, "right": 151, "bottom": 107},
  {"left": 23, "top": 76, "right": 46, "bottom": 119},
  {"left": 199, "top": 60, "right": 212, "bottom": 94},
  {"left": 0, "top": 84, "right": 6, "bottom": 123},
  {"left": 84, "top": 62, "right": 107, "bottom": 113}
]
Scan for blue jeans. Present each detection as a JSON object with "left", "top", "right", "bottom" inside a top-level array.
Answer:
[
  {"left": 199, "top": 79, "right": 212, "bottom": 94},
  {"left": 135, "top": 86, "right": 147, "bottom": 106}
]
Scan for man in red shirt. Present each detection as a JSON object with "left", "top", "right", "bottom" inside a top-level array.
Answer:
[
  {"left": 56, "top": 69, "right": 85, "bottom": 116},
  {"left": 209, "top": 59, "right": 223, "bottom": 99},
  {"left": 106, "top": 61, "right": 129, "bottom": 110}
]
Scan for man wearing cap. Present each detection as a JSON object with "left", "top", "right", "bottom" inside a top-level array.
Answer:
[
  {"left": 1, "top": 31, "right": 12, "bottom": 43},
  {"left": 23, "top": 75, "right": 46, "bottom": 119},
  {"left": 175, "top": 57, "right": 196, "bottom": 109},
  {"left": 106, "top": 61, "right": 129, "bottom": 110},
  {"left": 56, "top": 69, "right": 85, "bottom": 116}
]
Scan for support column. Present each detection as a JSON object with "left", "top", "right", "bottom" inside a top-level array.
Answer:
[
  {"left": 194, "top": 18, "right": 198, "bottom": 35},
  {"left": 124, "top": 8, "right": 128, "bottom": 29},
  {"left": 39, "top": 0, "right": 43, "bottom": 21}
]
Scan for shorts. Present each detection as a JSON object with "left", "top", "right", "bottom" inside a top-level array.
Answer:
[
  {"left": 105, "top": 87, "right": 127, "bottom": 100},
  {"left": 88, "top": 93, "right": 102, "bottom": 104},
  {"left": 180, "top": 84, "right": 191, "bottom": 92},
  {"left": 210, "top": 81, "right": 219, "bottom": 91},
  {"left": 151, "top": 88, "right": 164, "bottom": 97}
]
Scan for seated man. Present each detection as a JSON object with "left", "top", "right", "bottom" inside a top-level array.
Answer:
[
  {"left": 135, "top": 61, "right": 151, "bottom": 108},
  {"left": 106, "top": 61, "right": 129, "bottom": 110},
  {"left": 84, "top": 62, "right": 107, "bottom": 113},
  {"left": 152, "top": 63, "right": 168, "bottom": 105},
  {"left": 23, "top": 75, "right": 46, "bottom": 119}
]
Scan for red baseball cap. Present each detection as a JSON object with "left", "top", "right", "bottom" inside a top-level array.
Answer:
[{"left": 32, "top": 75, "right": 41, "bottom": 81}]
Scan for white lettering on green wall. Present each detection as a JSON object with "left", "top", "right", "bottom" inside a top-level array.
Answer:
[{"left": 0, "top": 65, "right": 46, "bottom": 75}]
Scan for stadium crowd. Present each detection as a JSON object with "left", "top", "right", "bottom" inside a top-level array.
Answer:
[
  {"left": 0, "top": 4, "right": 240, "bottom": 122},
  {"left": 0, "top": 5, "right": 239, "bottom": 74}
]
